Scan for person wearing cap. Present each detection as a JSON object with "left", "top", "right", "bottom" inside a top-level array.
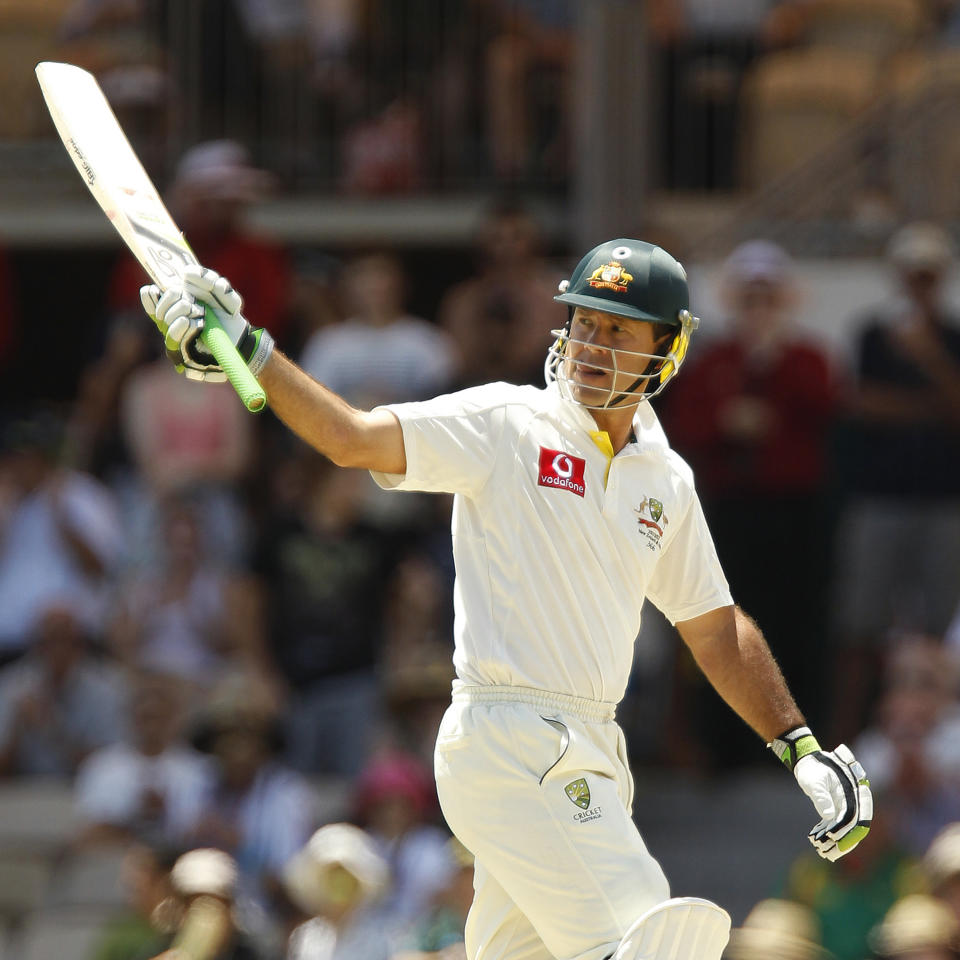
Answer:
[
  {"left": 868, "top": 894, "right": 960, "bottom": 960},
  {"left": 830, "top": 221, "right": 960, "bottom": 743},
  {"left": 140, "top": 238, "right": 872, "bottom": 960},
  {"left": 661, "top": 239, "right": 838, "bottom": 766},
  {"left": 724, "top": 898, "right": 832, "bottom": 960},
  {"left": 150, "top": 848, "right": 260, "bottom": 960},
  {"left": 925, "top": 823, "right": 960, "bottom": 924},
  {"left": 282, "top": 823, "right": 393, "bottom": 960}
]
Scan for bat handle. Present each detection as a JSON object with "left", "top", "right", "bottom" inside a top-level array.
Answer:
[{"left": 199, "top": 307, "right": 267, "bottom": 413}]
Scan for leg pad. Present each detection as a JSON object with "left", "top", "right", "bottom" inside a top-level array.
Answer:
[{"left": 612, "top": 897, "right": 731, "bottom": 960}]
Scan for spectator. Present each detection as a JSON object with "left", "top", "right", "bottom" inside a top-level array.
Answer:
[
  {"left": 853, "top": 636, "right": 960, "bottom": 856},
  {"left": 298, "top": 250, "right": 456, "bottom": 531},
  {"left": 391, "top": 837, "right": 473, "bottom": 960},
  {"left": 662, "top": 239, "right": 837, "bottom": 764},
  {"left": 868, "top": 894, "right": 960, "bottom": 960},
  {"left": 88, "top": 841, "right": 179, "bottom": 960},
  {"left": 378, "top": 549, "right": 456, "bottom": 766},
  {"left": 119, "top": 356, "right": 255, "bottom": 569},
  {"left": 649, "top": 0, "right": 771, "bottom": 189},
  {"left": 108, "top": 494, "right": 269, "bottom": 692},
  {"left": 438, "top": 198, "right": 565, "bottom": 387},
  {"left": 254, "top": 452, "right": 395, "bottom": 776},
  {"left": 300, "top": 251, "right": 456, "bottom": 409},
  {"left": 0, "top": 601, "right": 126, "bottom": 778},
  {"left": 724, "top": 898, "right": 829, "bottom": 960},
  {"left": 190, "top": 673, "right": 318, "bottom": 924},
  {"left": 57, "top": 0, "right": 168, "bottom": 170},
  {"left": 65, "top": 306, "right": 156, "bottom": 482},
  {"left": 153, "top": 847, "right": 261, "bottom": 960},
  {"left": 283, "top": 822, "right": 392, "bottom": 960},
  {"left": 353, "top": 751, "right": 456, "bottom": 938},
  {"left": 780, "top": 797, "right": 921, "bottom": 960},
  {"left": 108, "top": 140, "right": 292, "bottom": 347},
  {"left": 0, "top": 412, "right": 125, "bottom": 657},
  {"left": 340, "top": 97, "right": 424, "bottom": 194},
  {"left": 482, "top": 0, "right": 573, "bottom": 181},
  {"left": 74, "top": 669, "right": 212, "bottom": 848},
  {"left": 924, "top": 823, "right": 960, "bottom": 924},
  {"left": 282, "top": 250, "right": 344, "bottom": 362},
  {"left": 832, "top": 221, "right": 960, "bottom": 740}
]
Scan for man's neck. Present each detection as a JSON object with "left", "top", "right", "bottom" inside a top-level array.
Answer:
[{"left": 588, "top": 406, "right": 636, "bottom": 453}]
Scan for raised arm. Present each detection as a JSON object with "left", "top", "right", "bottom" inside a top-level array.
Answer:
[
  {"left": 141, "top": 266, "right": 406, "bottom": 475},
  {"left": 258, "top": 350, "right": 405, "bottom": 473}
]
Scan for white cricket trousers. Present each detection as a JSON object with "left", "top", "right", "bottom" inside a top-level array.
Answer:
[{"left": 434, "top": 683, "right": 670, "bottom": 960}]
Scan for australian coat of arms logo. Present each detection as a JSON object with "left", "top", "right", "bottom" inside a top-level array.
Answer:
[
  {"left": 564, "top": 778, "right": 591, "bottom": 810},
  {"left": 635, "top": 496, "right": 668, "bottom": 550},
  {"left": 588, "top": 260, "right": 633, "bottom": 293}
]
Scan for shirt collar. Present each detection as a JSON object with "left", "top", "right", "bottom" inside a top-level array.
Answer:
[{"left": 544, "top": 382, "right": 670, "bottom": 455}]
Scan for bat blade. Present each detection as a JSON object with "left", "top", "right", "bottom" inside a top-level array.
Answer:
[{"left": 35, "top": 61, "right": 266, "bottom": 412}]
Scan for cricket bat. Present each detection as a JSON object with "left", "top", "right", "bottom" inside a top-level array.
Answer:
[{"left": 35, "top": 61, "right": 267, "bottom": 413}]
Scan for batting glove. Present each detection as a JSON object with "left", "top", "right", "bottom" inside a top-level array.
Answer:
[
  {"left": 769, "top": 726, "right": 873, "bottom": 861},
  {"left": 140, "top": 265, "right": 274, "bottom": 383}
]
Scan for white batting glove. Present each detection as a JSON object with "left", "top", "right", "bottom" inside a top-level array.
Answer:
[
  {"left": 140, "top": 265, "right": 273, "bottom": 382},
  {"left": 769, "top": 726, "right": 873, "bottom": 861}
]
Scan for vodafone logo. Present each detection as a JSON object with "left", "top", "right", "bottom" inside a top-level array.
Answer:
[
  {"left": 553, "top": 453, "right": 574, "bottom": 478},
  {"left": 538, "top": 447, "right": 586, "bottom": 498}
]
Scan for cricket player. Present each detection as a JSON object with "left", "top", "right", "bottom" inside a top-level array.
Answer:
[{"left": 141, "top": 239, "right": 872, "bottom": 960}]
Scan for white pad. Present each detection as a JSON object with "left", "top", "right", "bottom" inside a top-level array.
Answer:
[{"left": 612, "top": 897, "right": 731, "bottom": 960}]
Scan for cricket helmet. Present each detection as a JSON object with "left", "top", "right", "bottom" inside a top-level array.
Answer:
[{"left": 546, "top": 238, "right": 699, "bottom": 407}]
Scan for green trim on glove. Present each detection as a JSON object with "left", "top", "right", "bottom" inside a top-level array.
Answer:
[
  {"left": 837, "top": 824, "right": 870, "bottom": 853},
  {"left": 768, "top": 725, "right": 821, "bottom": 771}
]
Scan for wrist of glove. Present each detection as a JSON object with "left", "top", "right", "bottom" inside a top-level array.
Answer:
[
  {"left": 769, "top": 725, "right": 873, "bottom": 861},
  {"left": 140, "top": 265, "right": 274, "bottom": 383}
]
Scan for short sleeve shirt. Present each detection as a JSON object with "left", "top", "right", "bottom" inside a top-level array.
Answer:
[{"left": 372, "top": 382, "right": 731, "bottom": 704}]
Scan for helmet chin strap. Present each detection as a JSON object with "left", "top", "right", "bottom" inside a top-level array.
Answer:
[
  {"left": 604, "top": 352, "right": 669, "bottom": 407},
  {"left": 605, "top": 373, "right": 650, "bottom": 407}
]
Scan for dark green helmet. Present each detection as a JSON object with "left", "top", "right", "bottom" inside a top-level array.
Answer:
[
  {"left": 554, "top": 238, "right": 690, "bottom": 326},
  {"left": 546, "top": 238, "right": 699, "bottom": 406}
]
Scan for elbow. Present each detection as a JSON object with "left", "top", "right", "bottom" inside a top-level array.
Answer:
[
  {"left": 327, "top": 433, "right": 375, "bottom": 471},
  {"left": 326, "top": 439, "right": 359, "bottom": 469},
  {"left": 320, "top": 414, "right": 367, "bottom": 468}
]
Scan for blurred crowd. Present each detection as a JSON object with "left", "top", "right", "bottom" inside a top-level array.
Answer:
[
  {"left": 1, "top": 49, "right": 960, "bottom": 957},
  {"left": 22, "top": 0, "right": 960, "bottom": 197}
]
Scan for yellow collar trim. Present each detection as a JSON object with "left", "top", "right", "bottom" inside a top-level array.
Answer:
[{"left": 589, "top": 430, "right": 614, "bottom": 486}]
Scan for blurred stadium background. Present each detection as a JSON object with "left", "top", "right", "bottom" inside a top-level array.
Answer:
[{"left": 0, "top": 1, "right": 959, "bottom": 959}]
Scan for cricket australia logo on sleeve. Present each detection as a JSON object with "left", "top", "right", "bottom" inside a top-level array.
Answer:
[
  {"left": 635, "top": 495, "right": 668, "bottom": 551},
  {"left": 538, "top": 447, "right": 586, "bottom": 498},
  {"left": 564, "top": 778, "right": 602, "bottom": 823}
]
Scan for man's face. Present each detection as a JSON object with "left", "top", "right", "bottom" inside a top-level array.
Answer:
[
  {"left": 902, "top": 266, "right": 944, "bottom": 314},
  {"left": 563, "top": 307, "right": 664, "bottom": 407}
]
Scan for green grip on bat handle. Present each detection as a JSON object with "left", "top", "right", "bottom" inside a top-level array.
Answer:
[{"left": 200, "top": 307, "right": 268, "bottom": 413}]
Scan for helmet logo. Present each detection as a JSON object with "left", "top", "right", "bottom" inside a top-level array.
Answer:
[{"left": 588, "top": 260, "right": 633, "bottom": 294}]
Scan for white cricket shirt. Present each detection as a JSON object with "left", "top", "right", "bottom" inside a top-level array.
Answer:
[{"left": 372, "top": 381, "right": 732, "bottom": 704}]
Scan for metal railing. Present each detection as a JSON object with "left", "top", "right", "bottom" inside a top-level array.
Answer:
[{"left": 688, "top": 52, "right": 960, "bottom": 259}]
